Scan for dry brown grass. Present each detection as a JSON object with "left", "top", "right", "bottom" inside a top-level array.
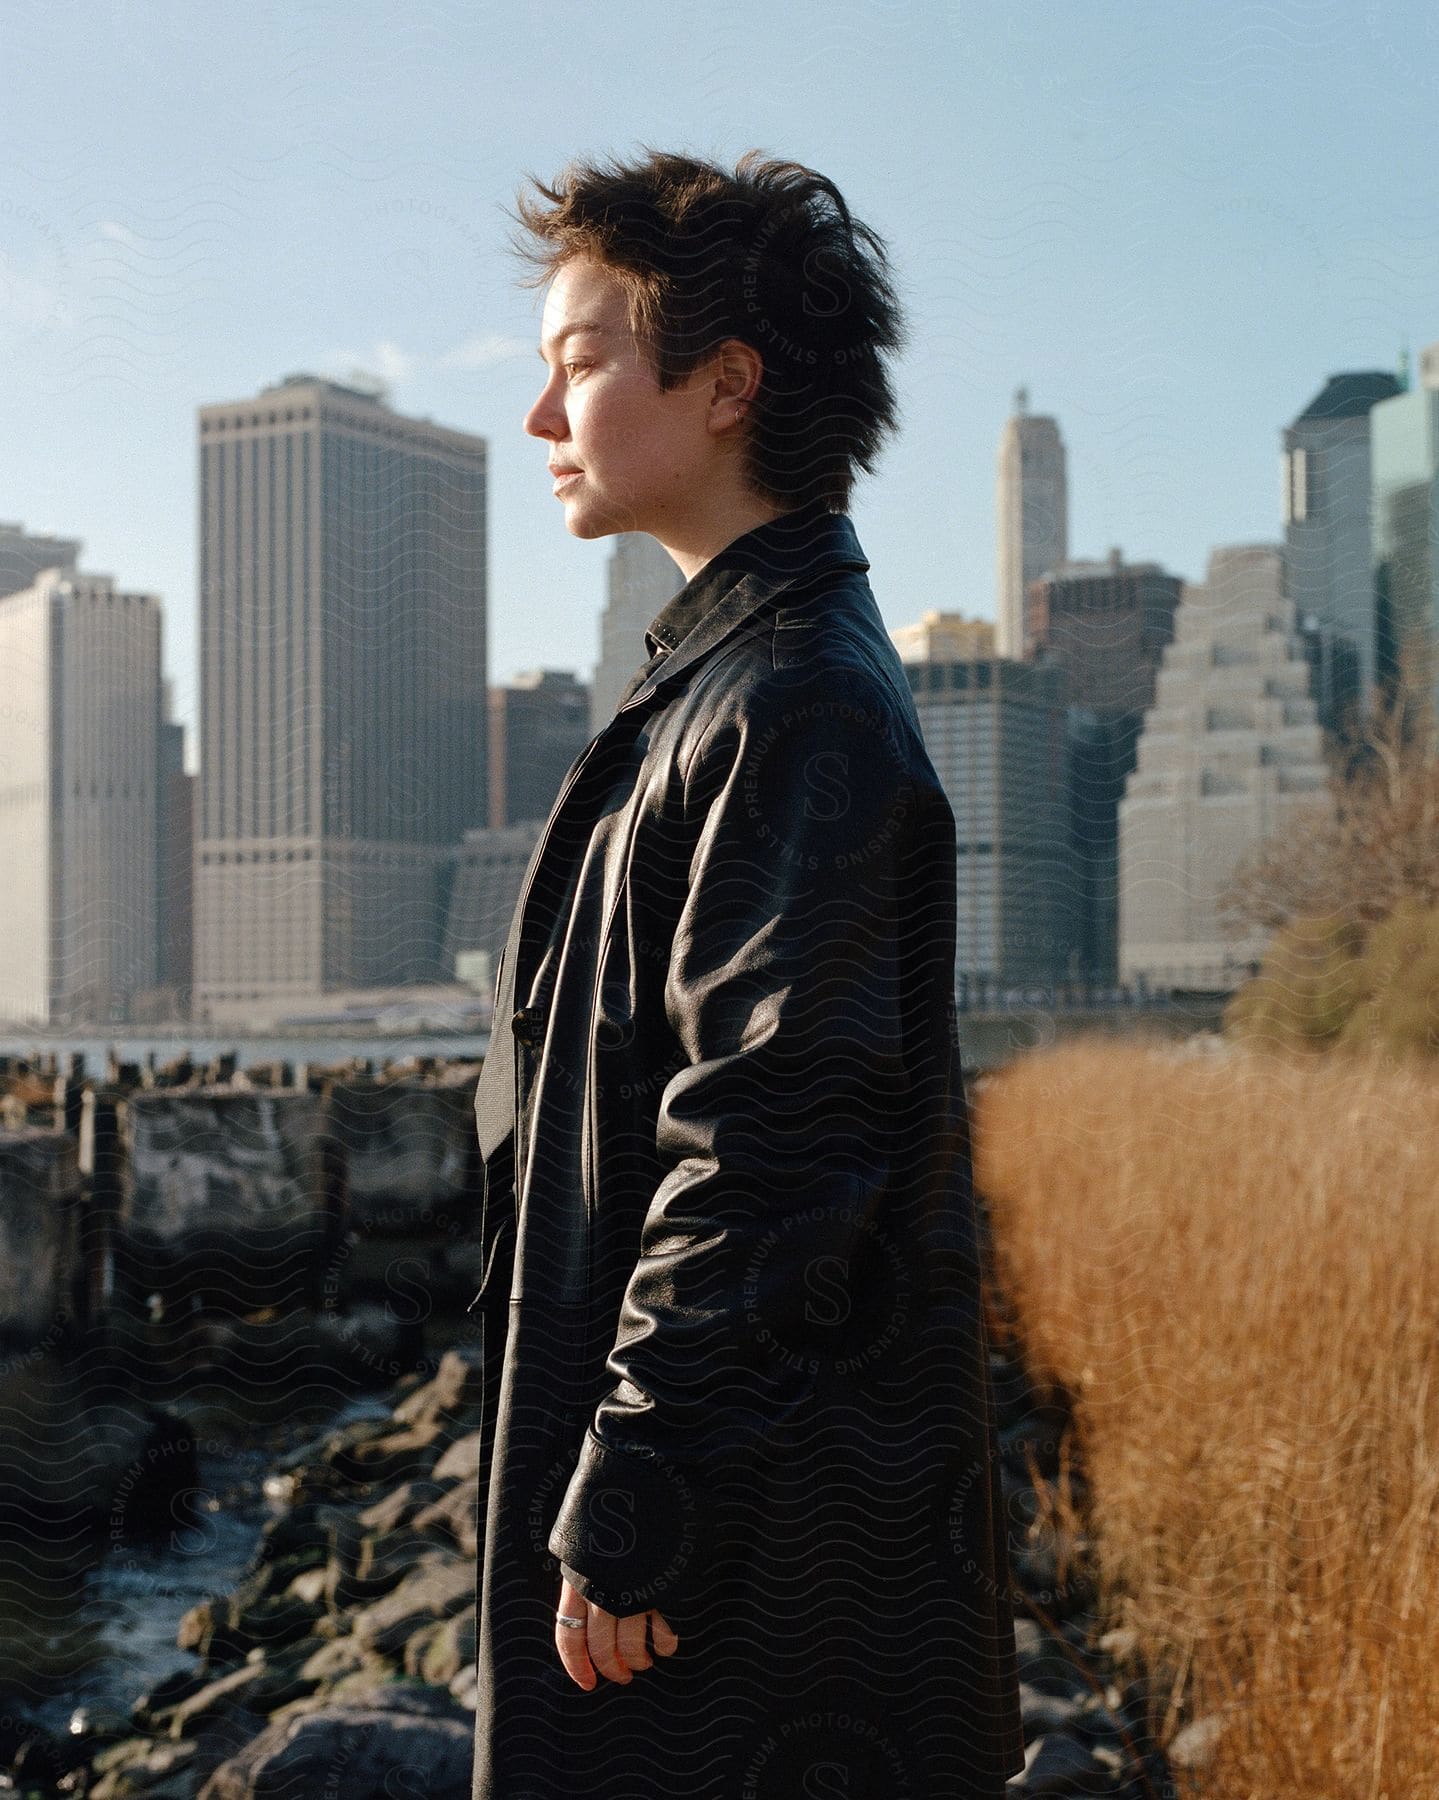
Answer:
[{"left": 972, "top": 1037, "right": 1439, "bottom": 1798}]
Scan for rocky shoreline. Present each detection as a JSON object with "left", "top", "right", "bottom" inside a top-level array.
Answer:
[{"left": 0, "top": 1313, "right": 1205, "bottom": 1799}]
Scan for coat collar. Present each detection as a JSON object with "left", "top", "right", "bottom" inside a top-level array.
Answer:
[{"left": 621, "top": 499, "right": 870, "bottom": 716}]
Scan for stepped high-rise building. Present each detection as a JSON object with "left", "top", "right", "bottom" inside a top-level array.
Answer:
[
  {"left": 1119, "top": 544, "right": 1332, "bottom": 985},
  {"left": 591, "top": 532, "right": 684, "bottom": 730},
  {"left": 995, "top": 387, "right": 1067, "bottom": 659},
  {"left": 1281, "top": 369, "right": 1404, "bottom": 740},
  {"left": 488, "top": 669, "right": 592, "bottom": 827},
  {"left": 195, "top": 374, "right": 488, "bottom": 1023},
  {"left": 0, "top": 558, "right": 162, "bottom": 1025},
  {"left": 1371, "top": 341, "right": 1439, "bottom": 721}
]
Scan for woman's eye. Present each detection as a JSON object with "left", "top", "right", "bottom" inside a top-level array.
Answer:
[{"left": 564, "top": 361, "right": 589, "bottom": 378}]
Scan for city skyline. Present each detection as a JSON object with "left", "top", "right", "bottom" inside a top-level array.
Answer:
[{"left": 4, "top": 3, "right": 1435, "bottom": 768}]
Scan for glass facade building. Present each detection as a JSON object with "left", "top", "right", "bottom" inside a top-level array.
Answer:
[{"left": 1371, "top": 352, "right": 1439, "bottom": 719}]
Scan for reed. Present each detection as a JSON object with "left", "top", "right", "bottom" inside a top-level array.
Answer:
[{"left": 972, "top": 1038, "right": 1439, "bottom": 1797}]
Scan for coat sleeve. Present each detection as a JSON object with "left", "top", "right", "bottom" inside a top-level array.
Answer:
[{"left": 548, "top": 664, "right": 927, "bottom": 1624}]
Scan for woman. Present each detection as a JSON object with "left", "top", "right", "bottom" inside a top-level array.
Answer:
[{"left": 469, "top": 145, "right": 1027, "bottom": 1798}]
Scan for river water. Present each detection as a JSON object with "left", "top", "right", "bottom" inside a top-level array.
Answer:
[{"left": 10, "top": 1389, "right": 396, "bottom": 1745}]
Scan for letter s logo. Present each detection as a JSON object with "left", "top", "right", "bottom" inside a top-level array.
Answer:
[
  {"left": 803, "top": 1254, "right": 852, "bottom": 1328},
  {"left": 588, "top": 1485, "right": 638, "bottom": 1558},
  {"left": 801, "top": 247, "right": 850, "bottom": 322},
  {"left": 802, "top": 750, "right": 850, "bottom": 822},
  {"left": 803, "top": 1761, "right": 853, "bottom": 1798}
]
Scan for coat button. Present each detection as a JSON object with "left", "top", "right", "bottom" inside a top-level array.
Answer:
[{"left": 512, "top": 1006, "right": 545, "bottom": 1046}]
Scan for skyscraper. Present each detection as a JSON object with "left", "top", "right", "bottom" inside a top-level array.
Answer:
[
  {"left": 890, "top": 609, "right": 996, "bottom": 664},
  {"left": 1281, "top": 369, "right": 1403, "bottom": 739},
  {"left": 995, "top": 387, "right": 1067, "bottom": 659},
  {"left": 488, "top": 669, "right": 592, "bottom": 828},
  {"left": 591, "top": 531, "right": 684, "bottom": 730},
  {"left": 1026, "top": 549, "right": 1185, "bottom": 977},
  {"left": 1370, "top": 341, "right": 1439, "bottom": 721},
  {"left": 0, "top": 562, "right": 161, "bottom": 1025},
  {"left": 0, "top": 521, "right": 80, "bottom": 599},
  {"left": 154, "top": 679, "right": 194, "bottom": 1016},
  {"left": 195, "top": 374, "right": 488, "bottom": 1023},
  {"left": 893, "top": 633, "right": 1080, "bottom": 986}
]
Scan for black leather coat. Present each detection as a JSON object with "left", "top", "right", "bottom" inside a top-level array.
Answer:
[{"left": 469, "top": 500, "right": 1027, "bottom": 1798}]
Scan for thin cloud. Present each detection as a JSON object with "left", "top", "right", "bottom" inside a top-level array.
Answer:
[
  {"left": 439, "top": 333, "right": 531, "bottom": 370},
  {"left": 98, "top": 220, "right": 144, "bottom": 251}
]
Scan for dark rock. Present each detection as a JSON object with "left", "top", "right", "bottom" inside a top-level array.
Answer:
[
  {"left": 264, "top": 1415, "right": 388, "bottom": 1485},
  {"left": 1017, "top": 1682, "right": 1087, "bottom": 1736},
  {"left": 448, "top": 1661, "right": 478, "bottom": 1712},
  {"left": 246, "top": 1500, "right": 339, "bottom": 1570},
  {"left": 168, "top": 1664, "right": 272, "bottom": 1736},
  {"left": 355, "top": 1528, "right": 437, "bottom": 1586},
  {"left": 430, "top": 1429, "right": 481, "bottom": 1484},
  {"left": 999, "top": 1402, "right": 1073, "bottom": 1480},
  {"left": 298, "top": 1634, "right": 394, "bottom": 1688},
  {"left": 330, "top": 1424, "right": 443, "bottom": 1486},
  {"left": 987, "top": 1349, "right": 1035, "bottom": 1417},
  {"left": 1014, "top": 1617, "right": 1089, "bottom": 1700},
  {"left": 89, "top": 1735, "right": 201, "bottom": 1799},
  {"left": 311, "top": 1301, "right": 422, "bottom": 1383},
  {"left": 390, "top": 1348, "right": 485, "bottom": 1434},
  {"left": 351, "top": 1553, "right": 475, "bottom": 1657},
  {"left": 324, "top": 1521, "right": 436, "bottom": 1610},
  {"left": 356, "top": 1477, "right": 447, "bottom": 1536},
  {"left": 198, "top": 1685, "right": 472, "bottom": 1800},
  {"left": 1013, "top": 1534, "right": 1097, "bottom": 1616},
  {"left": 412, "top": 1477, "right": 479, "bottom": 1557},
  {"left": 1012, "top": 1729, "right": 1126, "bottom": 1794},
  {"left": 8, "top": 1720, "right": 86, "bottom": 1785},
  {"left": 132, "top": 1662, "right": 217, "bottom": 1730},
  {"left": 407, "top": 1606, "right": 476, "bottom": 1684}
]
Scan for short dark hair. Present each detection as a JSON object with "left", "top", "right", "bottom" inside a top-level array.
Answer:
[{"left": 504, "top": 145, "right": 908, "bottom": 513}]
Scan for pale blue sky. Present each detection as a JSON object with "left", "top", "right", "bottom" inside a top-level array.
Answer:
[{"left": 3, "top": 1, "right": 1435, "bottom": 768}]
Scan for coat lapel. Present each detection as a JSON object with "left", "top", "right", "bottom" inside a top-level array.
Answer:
[{"left": 473, "top": 519, "right": 870, "bottom": 1164}]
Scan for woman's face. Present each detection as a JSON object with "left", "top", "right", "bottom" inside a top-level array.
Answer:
[{"left": 524, "top": 254, "right": 723, "bottom": 541}]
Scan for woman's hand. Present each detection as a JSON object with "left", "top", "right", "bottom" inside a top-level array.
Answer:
[{"left": 553, "top": 1574, "right": 679, "bottom": 1689}]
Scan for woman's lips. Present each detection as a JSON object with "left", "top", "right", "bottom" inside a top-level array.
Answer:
[{"left": 552, "top": 470, "right": 582, "bottom": 493}]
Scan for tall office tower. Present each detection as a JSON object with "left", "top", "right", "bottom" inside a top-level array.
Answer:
[
  {"left": 591, "top": 531, "right": 684, "bottom": 730},
  {"left": 890, "top": 609, "right": 996, "bottom": 663},
  {"left": 440, "top": 820, "right": 545, "bottom": 992},
  {"left": 1026, "top": 548, "right": 1185, "bottom": 977},
  {"left": 1119, "top": 545, "right": 1332, "bottom": 986},
  {"left": 1281, "top": 369, "right": 1404, "bottom": 741},
  {"left": 995, "top": 387, "right": 1068, "bottom": 659},
  {"left": 1371, "top": 341, "right": 1439, "bottom": 721},
  {"left": 195, "top": 374, "right": 488, "bottom": 1024},
  {"left": 0, "top": 521, "right": 80, "bottom": 599},
  {"left": 0, "top": 567, "right": 161, "bottom": 1026},
  {"left": 488, "top": 669, "right": 592, "bottom": 827},
  {"left": 153, "top": 679, "right": 194, "bottom": 1015},
  {"left": 898, "top": 649, "right": 1081, "bottom": 986}
]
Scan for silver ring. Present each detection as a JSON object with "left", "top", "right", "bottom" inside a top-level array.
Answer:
[{"left": 556, "top": 1613, "right": 587, "bottom": 1630}]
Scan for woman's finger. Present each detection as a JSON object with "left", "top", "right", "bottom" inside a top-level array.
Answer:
[{"left": 554, "top": 1580, "right": 596, "bottom": 1690}]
